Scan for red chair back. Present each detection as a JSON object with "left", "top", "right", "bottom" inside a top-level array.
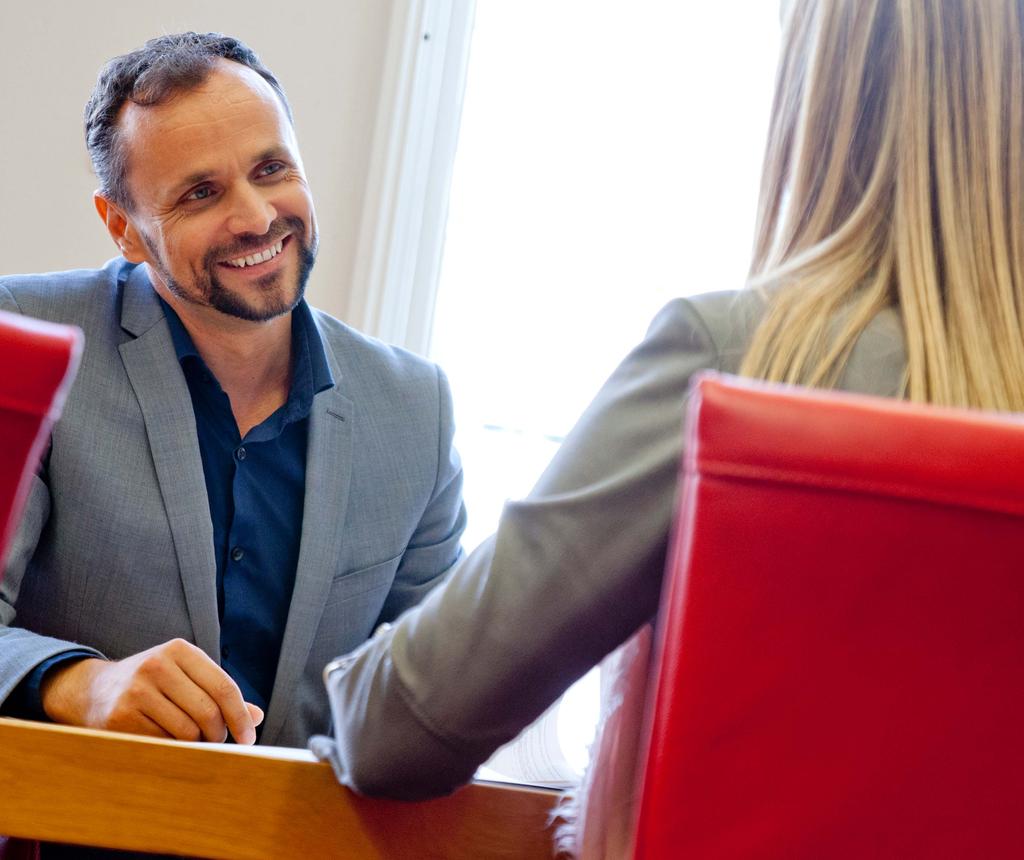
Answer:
[
  {"left": 633, "top": 372, "right": 1024, "bottom": 858},
  {"left": 0, "top": 310, "right": 81, "bottom": 572}
]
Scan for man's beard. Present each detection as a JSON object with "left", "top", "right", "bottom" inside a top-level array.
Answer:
[{"left": 144, "top": 216, "right": 318, "bottom": 322}]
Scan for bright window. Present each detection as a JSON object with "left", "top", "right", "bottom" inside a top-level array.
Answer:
[{"left": 429, "top": 3, "right": 781, "bottom": 780}]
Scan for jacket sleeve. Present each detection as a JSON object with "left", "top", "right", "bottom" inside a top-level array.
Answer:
[
  {"left": 323, "top": 299, "right": 722, "bottom": 799},
  {"left": 0, "top": 283, "right": 105, "bottom": 708}
]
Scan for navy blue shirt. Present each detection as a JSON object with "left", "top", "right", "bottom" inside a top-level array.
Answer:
[
  {"left": 5, "top": 298, "right": 333, "bottom": 724},
  {"left": 163, "top": 298, "right": 334, "bottom": 715}
]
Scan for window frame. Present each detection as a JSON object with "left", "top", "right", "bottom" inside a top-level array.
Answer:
[{"left": 345, "top": 0, "right": 476, "bottom": 356}]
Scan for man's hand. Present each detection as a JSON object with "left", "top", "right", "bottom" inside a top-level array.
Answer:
[{"left": 39, "top": 639, "right": 263, "bottom": 744}]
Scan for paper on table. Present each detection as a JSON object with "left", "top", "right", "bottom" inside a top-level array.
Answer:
[
  {"left": 176, "top": 739, "right": 318, "bottom": 762},
  {"left": 475, "top": 696, "right": 581, "bottom": 789}
]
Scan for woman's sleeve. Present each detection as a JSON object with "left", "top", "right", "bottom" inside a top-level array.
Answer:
[{"left": 321, "top": 298, "right": 724, "bottom": 799}]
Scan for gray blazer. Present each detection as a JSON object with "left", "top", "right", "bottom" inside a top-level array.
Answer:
[
  {"left": 0, "top": 258, "right": 465, "bottom": 747},
  {"left": 321, "top": 289, "right": 908, "bottom": 798}
]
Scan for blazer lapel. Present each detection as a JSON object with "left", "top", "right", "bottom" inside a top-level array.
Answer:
[
  {"left": 117, "top": 265, "right": 221, "bottom": 659},
  {"left": 261, "top": 375, "right": 354, "bottom": 745}
]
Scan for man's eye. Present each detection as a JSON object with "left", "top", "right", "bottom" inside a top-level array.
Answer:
[
  {"left": 185, "top": 186, "right": 214, "bottom": 202},
  {"left": 259, "top": 162, "right": 285, "bottom": 177}
]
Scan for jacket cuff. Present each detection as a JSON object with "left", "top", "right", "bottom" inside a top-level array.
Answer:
[{"left": 0, "top": 650, "right": 97, "bottom": 721}]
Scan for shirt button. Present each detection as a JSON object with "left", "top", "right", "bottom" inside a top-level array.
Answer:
[
  {"left": 235, "top": 446, "right": 247, "bottom": 461},
  {"left": 221, "top": 645, "right": 230, "bottom": 659},
  {"left": 230, "top": 546, "right": 245, "bottom": 562}
]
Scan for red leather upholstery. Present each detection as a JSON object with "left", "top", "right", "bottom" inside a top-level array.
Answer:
[
  {"left": 633, "top": 372, "right": 1024, "bottom": 858},
  {"left": 0, "top": 310, "right": 81, "bottom": 573}
]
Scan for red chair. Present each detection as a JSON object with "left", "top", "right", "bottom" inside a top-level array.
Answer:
[
  {"left": 631, "top": 372, "right": 1024, "bottom": 858},
  {"left": 0, "top": 310, "right": 80, "bottom": 860},
  {"left": 0, "top": 310, "right": 81, "bottom": 572}
]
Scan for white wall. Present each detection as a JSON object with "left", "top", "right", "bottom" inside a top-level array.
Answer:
[{"left": 0, "top": 0, "right": 397, "bottom": 321}]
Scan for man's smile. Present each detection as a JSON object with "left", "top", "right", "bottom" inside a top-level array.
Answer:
[{"left": 220, "top": 235, "right": 290, "bottom": 270}]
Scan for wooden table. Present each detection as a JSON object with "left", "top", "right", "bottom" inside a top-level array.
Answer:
[{"left": 0, "top": 718, "right": 560, "bottom": 859}]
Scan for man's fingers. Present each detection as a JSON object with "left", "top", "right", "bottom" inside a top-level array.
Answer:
[
  {"left": 137, "top": 690, "right": 206, "bottom": 742},
  {"left": 117, "top": 709, "right": 175, "bottom": 740},
  {"left": 162, "top": 681, "right": 229, "bottom": 742},
  {"left": 135, "top": 642, "right": 230, "bottom": 742},
  {"left": 173, "top": 642, "right": 256, "bottom": 745},
  {"left": 246, "top": 702, "right": 265, "bottom": 726},
  {"left": 203, "top": 675, "right": 255, "bottom": 744}
]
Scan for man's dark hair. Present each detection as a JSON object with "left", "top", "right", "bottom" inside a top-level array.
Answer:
[{"left": 84, "top": 32, "right": 293, "bottom": 209}]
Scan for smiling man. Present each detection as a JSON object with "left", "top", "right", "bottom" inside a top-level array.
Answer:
[{"left": 0, "top": 33, "right": 466, "bottom": 750}]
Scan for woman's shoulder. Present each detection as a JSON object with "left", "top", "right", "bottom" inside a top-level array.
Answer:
[
  {"left": 647, "top": 289, "right": 768, "bottom": 373},
  {"left": 653, "top": 290, "right": 906, "bottom": 390},
  {"left": 838, "top": 304, "right": 906, "bottom": 397}
]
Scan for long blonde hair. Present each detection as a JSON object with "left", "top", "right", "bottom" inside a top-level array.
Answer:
[{"left": 740, "top": 0, "right": 1024, "bottom": 410}]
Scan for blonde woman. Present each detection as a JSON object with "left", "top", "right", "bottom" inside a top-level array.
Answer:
[{"left": 321, "top": 0, "right": 1024, "bottom": 800}]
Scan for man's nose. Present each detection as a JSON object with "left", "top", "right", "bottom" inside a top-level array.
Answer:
[{"left": 225, "top": 184, "right": 275, "bottom": 236}]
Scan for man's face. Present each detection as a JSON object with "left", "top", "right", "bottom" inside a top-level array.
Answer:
[{"left": 111, "top": 60, "right": 317, "bottom": 324}]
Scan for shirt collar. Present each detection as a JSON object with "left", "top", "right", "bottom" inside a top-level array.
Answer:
[
  {"left": 159, "top": 297, "right": 335, "bottom": 415},
  {"left": 292, "top": 300, "right": 335, "bottom": 398},
  {"left": 160, "top": 296, "right": 201, "bottom": 365}
]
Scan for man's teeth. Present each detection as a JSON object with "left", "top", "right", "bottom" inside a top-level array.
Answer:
[{"left": 226, "top": 239, "right": 284, "bottom": 268}]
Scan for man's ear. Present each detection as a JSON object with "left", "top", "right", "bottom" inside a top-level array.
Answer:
[{"left": 94, "top": 192, "right": 147, "bottom": 264}]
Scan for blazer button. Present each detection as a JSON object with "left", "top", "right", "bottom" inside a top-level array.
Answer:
[{"left": 231, "top": 546, "right": 244, "bottom": 562}]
